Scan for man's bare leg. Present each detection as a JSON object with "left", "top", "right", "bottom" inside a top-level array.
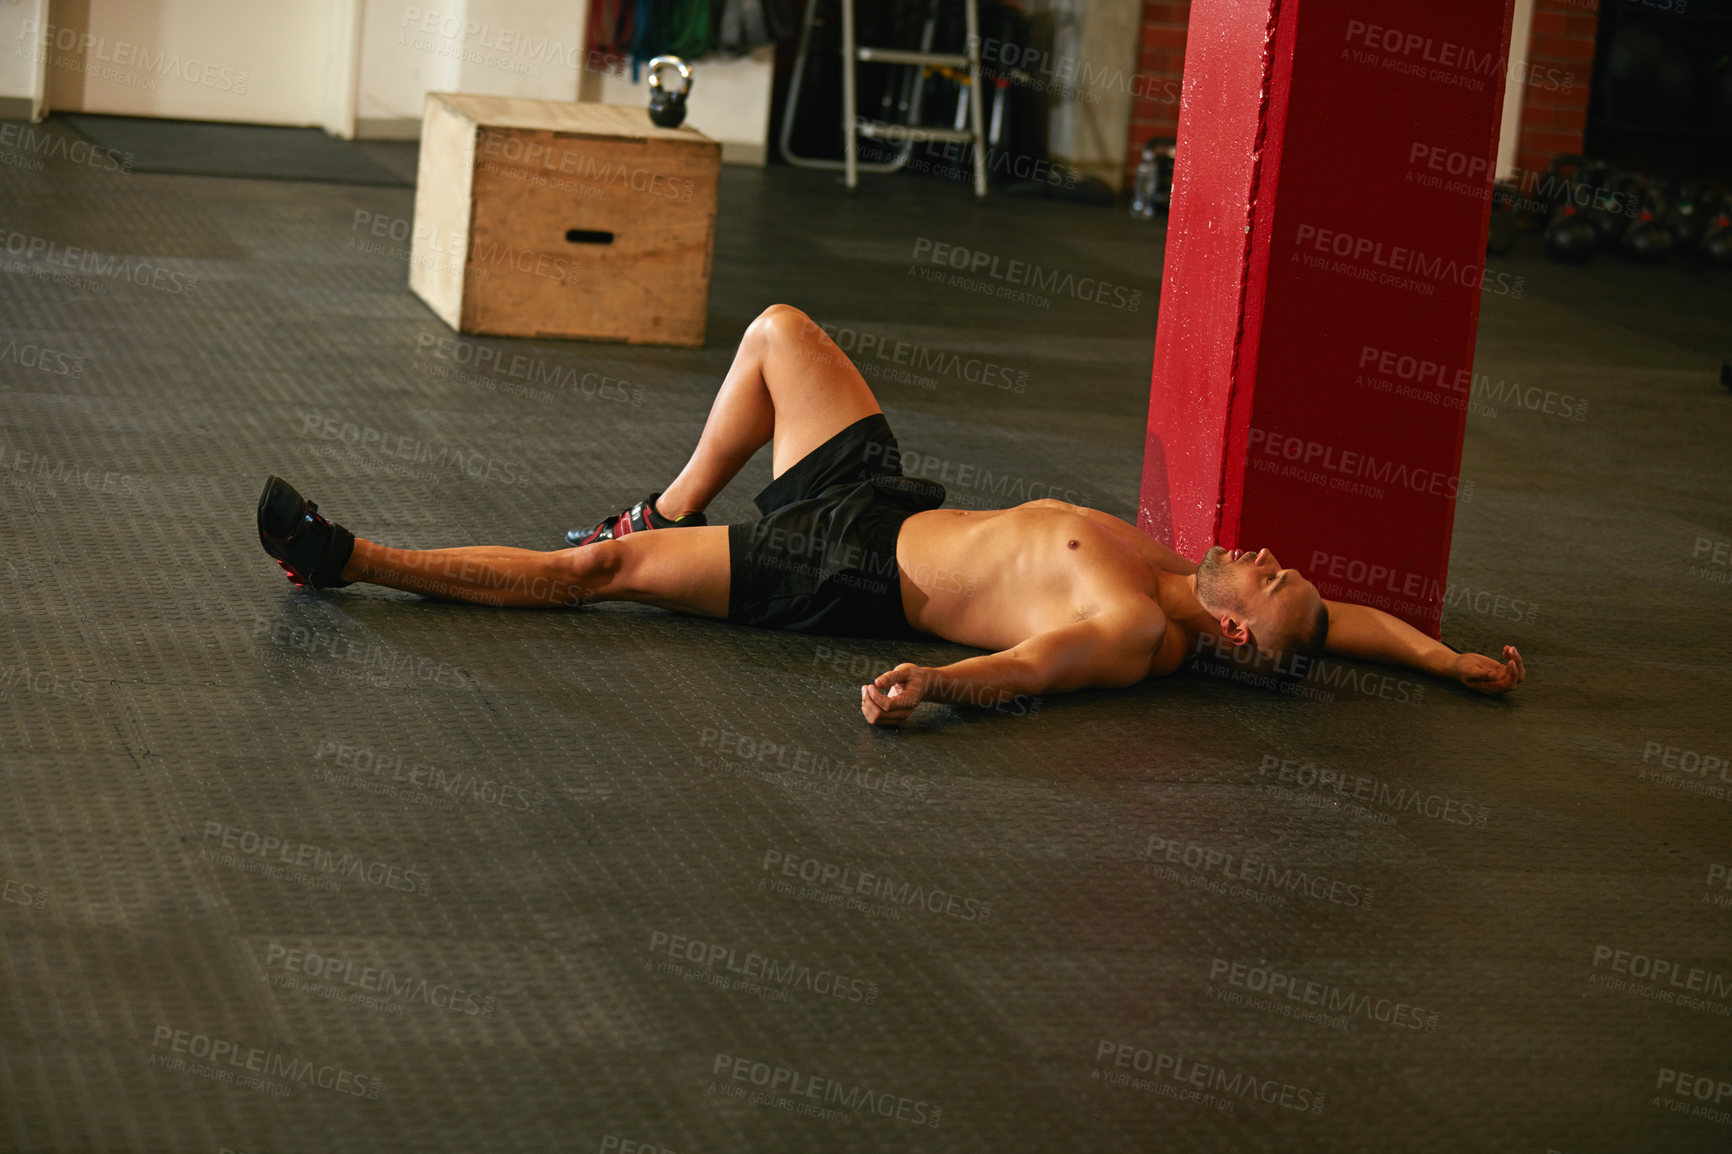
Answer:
[
  {"left": 338, "top": 526, "right": 734, "bottom": 615},
  {"left": 276, "top": 305, "right": 873, "bottom": 614},
  {"left": 652, "top": 304, "right": 885, "bottom": 519}
]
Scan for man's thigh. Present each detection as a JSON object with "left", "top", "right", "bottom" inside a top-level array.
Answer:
[
  {"left": 763, "top": 307, "right": 883, "bottom": 477},
  {"left": 600, "top": 525, "right": 732, "bottom": 619}
]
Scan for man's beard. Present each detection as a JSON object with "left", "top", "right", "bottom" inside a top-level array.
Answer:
[{"left": 1194, "top": 545, "right": 1241, "bottom": 615}]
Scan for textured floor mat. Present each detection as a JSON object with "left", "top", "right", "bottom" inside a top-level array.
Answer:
[
  {"left": 60, "top": 114, "right": 414, "bottom": 187},
  {"left": 1, "top": 118, "right": 1731, "bottom": 1154}
]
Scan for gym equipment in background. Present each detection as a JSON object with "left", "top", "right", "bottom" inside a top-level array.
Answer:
[
  {"left": 647, "top": 56, "right": 693, "bottom": 127},
  {"left": 1620, "top": 178, "right": 1676, "bottom": 262},
  {"left": 1529, "top": 152, "right": 1732, "bottom": 267},
  {"left": 778, "top": 0, "right": 1084, "bottom": 200},
  {"left": 1666, "top": 178, "right": 1720, "bottom": 248},
  {"left": 1545, "top": 205, "right": 1601, "bottom": 263},
  {"left": 587, "top": 0, "right": 789, "bottom": 75},
  {"left": 1622, "top": 210, "right": 1676, "bottom": 261},
  {"left": 1130, "top": 138, "right": 1176, "bottom": 220},
  {"left": 1538, "top": 155, "right": 1604, "bottom": 263},
  {"left": 779, "top": 0, "right": 989, "bottom": 197},
  {"left": 1702, "top": 196, "right": 1732, "bottom": 267},
  {"left": 902, "top": 2, "right": 1069, "bottom": 197},
  {"left": 1590, "top": 168, "right": 1645, "bottom": 248},
  {"left": 408, "top": 96, "right": 720, "bottom": 346}
]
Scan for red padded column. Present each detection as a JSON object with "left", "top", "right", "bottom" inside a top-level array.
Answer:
[{"left": 1138, "top": 0, "right": 1518, "bottom": 636}]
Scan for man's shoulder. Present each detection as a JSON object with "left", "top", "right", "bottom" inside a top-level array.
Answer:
[
  {"left": 1093, "top": 595, "right": 1170, "bottom": 652},
  {"left": 1061, "top": 599, "right": 1168, "bottom": 688},
  {"left": 1095, "top": 596, "right": 1200, "bottom": 682}
]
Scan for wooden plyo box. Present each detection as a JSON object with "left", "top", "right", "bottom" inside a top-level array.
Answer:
[{"left": 409, "top": 93, "right": 721, "bottom": 347}]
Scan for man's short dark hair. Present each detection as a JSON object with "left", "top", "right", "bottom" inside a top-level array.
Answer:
[
  {"left": 1302, "top": 601, "right": 1330, "bottom": 662},
  {"left": 1279, "top": 601, "right": 1330, "bottom": 685},
  {"left": 1185, "top": 602, "right": 1331, "bottom": 691}
]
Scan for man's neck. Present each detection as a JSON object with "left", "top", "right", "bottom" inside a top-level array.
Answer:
[{"left": 1157, "top": 570, "right": 1222, "bottom": 642}]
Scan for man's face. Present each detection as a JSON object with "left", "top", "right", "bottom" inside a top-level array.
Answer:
[{"left": 1195, "top": 545, "right": 1323, "bottom": 652}]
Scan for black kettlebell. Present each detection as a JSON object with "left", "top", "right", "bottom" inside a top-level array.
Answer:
[
  {"left": 647, "top": 56, "right": 691, "bottom": 129},
  {"left": 1665, "top": 179, "right": 1717, "bottom": 248},
  {"left": 1702, "top": 216, "right": 1732, "bottom": 269},
  {"left": 1544, "top": 206, "right": 1598, "bottom": 263},
  {"left": 1622, "top": 216, "right": 1675, "bottom": 262},
  {"left": 1587, "top": 168, "right": 1637, "bottom": 248},
  {"left": 1619, "top": 180, "right": 1674, "bottom": 262}
]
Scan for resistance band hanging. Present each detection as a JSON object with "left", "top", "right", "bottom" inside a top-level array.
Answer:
[{"left": 590, "top": 0, "right": 784, "bottom": 77}]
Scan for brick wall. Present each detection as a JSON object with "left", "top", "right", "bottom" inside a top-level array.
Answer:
[
  {"left": 1121, "top": 0, "right": 1191, "bottom": 190},
  {"left": 1119, "top": 1, "right": 1601, "bottom": 192},
  {"left": 1513, "top": 0, "right": 1597, "bottom": 178}
]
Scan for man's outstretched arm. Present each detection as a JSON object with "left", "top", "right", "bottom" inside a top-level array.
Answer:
[
  {"left": 860, "top": 613, "right": 1162, "bottom": 726},
  {"left": 1323, "top": 599, "right": 1525, "bottom": 695}
]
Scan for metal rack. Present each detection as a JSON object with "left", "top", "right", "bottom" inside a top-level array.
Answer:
[{"left": 778, "top": 0, "right": 989, "bottom": 198}]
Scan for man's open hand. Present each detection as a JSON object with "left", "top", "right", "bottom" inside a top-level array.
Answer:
[
  {"left": 862, "top": 663, "right": 929, "bottom": 726},
  {"left": 1450, "top": 645, "right": 1525, "bottom": 695}
]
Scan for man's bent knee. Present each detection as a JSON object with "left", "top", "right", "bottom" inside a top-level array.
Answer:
[{"left": 753, "top": 303, "right": 818, "bottom": 346}]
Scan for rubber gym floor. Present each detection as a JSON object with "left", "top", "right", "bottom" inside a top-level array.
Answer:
[{"left": 2, "top": 118, "right": 1729, "bottom": 1154}]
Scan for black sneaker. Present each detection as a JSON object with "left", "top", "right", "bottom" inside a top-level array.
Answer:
[
  {"left": 257, "top": 476, "right": 355, "bottom": 588},
  {"left": 565, "top": 493, "right": 706, "bottom": 547}
]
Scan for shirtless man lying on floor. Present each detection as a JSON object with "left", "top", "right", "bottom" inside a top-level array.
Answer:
[{"left": 256, "top": 304, "right": 1525, "bottom": 725}]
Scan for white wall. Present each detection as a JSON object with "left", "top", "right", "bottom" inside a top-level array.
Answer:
[
  {"left": 1496, "top": 0, "right": 1536, "bottom": 179},
  {"left": 362, "top": 0, "right": 585, "bottom": 130},
  {"left": 33, "top": 0, "right": 337, "bottom": 125},
  {"left": 0, "top": 0, "right": 49, "bottom": 112},
  {"left": 358, "top": 0, "right": 463, "bottom": 130},
  {"left": 1012, "top": 0, "right": 1140, "bottom": 190}
]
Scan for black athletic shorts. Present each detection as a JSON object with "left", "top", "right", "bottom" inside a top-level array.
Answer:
[{"left": 727, "top": 413, "right": 945, "bottom": 638}]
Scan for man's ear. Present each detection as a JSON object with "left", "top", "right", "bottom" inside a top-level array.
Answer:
[{"left": 1219, "top": 614, "right": 1252, "bottom": 646}]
